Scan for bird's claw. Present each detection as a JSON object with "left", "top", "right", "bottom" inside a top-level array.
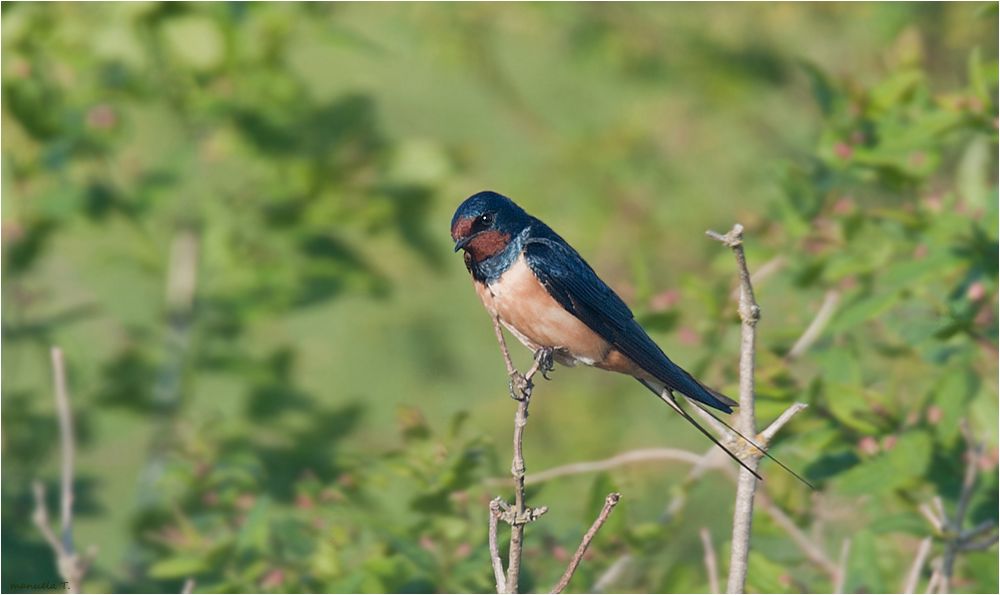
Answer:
[{"left": 534, "top": 347, "right": 555, "bottom": 380}]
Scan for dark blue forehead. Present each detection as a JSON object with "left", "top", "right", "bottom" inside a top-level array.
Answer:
[{"left": 451, "top": 191, "right": 528, "bottom": 229}]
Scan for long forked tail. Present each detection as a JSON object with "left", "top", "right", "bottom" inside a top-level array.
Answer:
[
  {"left": 640, "top": 379, "right": 761, "bottom": 480},
  {"left": 638, "top": 379, "right": 814, "bottom": 489}
]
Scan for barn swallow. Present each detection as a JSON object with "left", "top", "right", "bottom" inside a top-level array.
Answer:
[{"left": 452, "top": 190, "right": 806, "bottom": 483}]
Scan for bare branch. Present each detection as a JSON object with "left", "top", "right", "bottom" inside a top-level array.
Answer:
[
  {"left": 181, "top": 578, "right": 196, "bottom": 594},
  {"left": 730, "top": 256, "right": 786, "bottom": 300},
  {"left": 786, "top": 290, "right": 840, "bottom": 361},
  {"left": 663, "top": 447, "right": 728, "bottom": 522},
  {"left": 31, "top": 481, "right": 63, "bottom": 555},
  {"left": 505, "top": 399, "right": 530, "bottom": 592},
  {"left": 492, "top": 315, "right": 519, "bottom": 379},
  {"left": 708, "top": 224, "right": 761, "bottom": 595},
  {"left": 700, "top": 527, "right": 721, "bottom": 594},
  {"left": 760, "top": 403, "right": 809, "bottom": 446},
  {"left": 689, "top": 400, "right": 732, "bottom": 438},
  {"left": 484, "top": 448, "right": 707, "bottom": 487},
  {"left": 902, "top": 537, "right": 933, "bottom": 594},
  {"left": 489, "top": 498, "right": 508, "bottom": 593},
  {"left": 925, "top": 557, "right": 942, "bottom": 594},
  {"left": 33, "top": 348, "right": 89, "bottom": 594},
  {"left": 919, "top": 502, "right": 945, "bottom": 534},
  {"left": 51, "top": 348, "right": 77, "bottom": 553},
  {"left": 488, "top": 324, "right": 554, "bottom": 594},
  {"left": 833, "top": 538, "right": 851, "bottom": 593},
  {"left": 939, "top": 421, "right": 987, "bottom": 593},
  {"left": 551, "top": 492, "right": 622, "bottom": 594},
  {"left": 755, "top": 488, "right": 839, "bottom": 580}
]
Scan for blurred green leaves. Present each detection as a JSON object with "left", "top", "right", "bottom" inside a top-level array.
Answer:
[{"left": 3, "top": 3, "right": 997, "bottom": 594}]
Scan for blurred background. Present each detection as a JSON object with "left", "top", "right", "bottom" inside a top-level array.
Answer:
[{"left": 2, "top": 3, "right": 997, "bottom": 593}]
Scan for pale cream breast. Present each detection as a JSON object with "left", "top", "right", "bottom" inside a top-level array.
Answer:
[{"left": 479, "top": 255, "right": 612, "bottom": 366}]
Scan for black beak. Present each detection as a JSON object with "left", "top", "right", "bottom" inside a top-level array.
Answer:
[{"left": 453, "top": 235, "right": 473, "bottom": 252}]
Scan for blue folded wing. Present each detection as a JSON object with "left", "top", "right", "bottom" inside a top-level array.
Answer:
[{"left": 523, "top": 231, "right": 736, "bottom": 413}]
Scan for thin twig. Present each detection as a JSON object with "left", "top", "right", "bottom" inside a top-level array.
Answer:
[
  {"left": 484, "top": 448, "right": 707, "bottom": 487},
  {"left": 492, "top": 315, "right": 519, "bottom": 379},
  {"left": 551, "top": 493, "right": 622, "bottom": 594},
  {"left": 181, "top": 578, "right": 196, "bottom": 594},
  {"left": 786, "top": 290, "right": 840, "bottom": 361},
  {"left": 925, "top": 557, "right": 942, "bottom": 594},
  {"left": 490, "top": 318, "right": 552, "bottom": 593},
  {"left": 700, "top": 527, "right": 721, "bottom": 594},
  {"left": 939, "top": 421, "right": 986, "bottom": 593},
  {"left": 902, "top": 537, "right": 933, "bottom": 594},
  {"left": 663, "top": 447, "right": 728, "bottom": 522},
  {"left": 919, "top": 502, "right": 945, "bottom": 534},
  {"left": 489, "top": 498, "right": 507, "bottom": 594},
  {"left": 505, "top": 383, "right": 531, "bottom": 592},
  {"left": 707, "top": 224, "right": 761, "bottom": 595},
  {"left": 755, "top": 482, "right": 839, "bottom": 580},
  {"left": 760, "top": 403, "right": 809, "bottom": 446},
  {"left": 32, "top": 348, "right": 89, "bottom": 594},
  {"left": 957, "top": 521, "right": 997, "bottom": 551},
  {"left": 730, "top": 256, "right": 786, "bottom": 300},
  {"left": 833, "top": 538, "right": 851, "bottom": 593},
  {"left": 51, "top": 348, "right": 76, "bottom": 553}
]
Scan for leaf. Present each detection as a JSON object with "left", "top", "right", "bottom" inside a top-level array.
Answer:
[
  {"left": 844, "top": 530, "right": 885, "bottom": 593},
  {"left": 161, "top": 15, "right": 225, "bottom": 71},
  {"left": 931, "top": 370, "right": 979, "bottom": 444},
  {"left": 799, "top": 61, "right": 839, "bottom": 117},
  {"left": 148, "top": 555, "right": 209, "bottom": 579},
  {"left": 236, "top": 496, "right": 271, "bottom": 554},
  {"left": 829, "top": 290, "right": 902, "bottom": 334},
  {"left": 868, "top": 512, "right": 928, "bottom": 536},
  {"left": 835, "top": 431, "right": 933, "bottom": 495},
  {"left": 746, "top": 551, "right": 796, "bottom": 593}
]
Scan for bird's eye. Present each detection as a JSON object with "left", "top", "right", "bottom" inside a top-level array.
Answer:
[{"left": 479, "top": 213, "right": 494, "bottom": 226}]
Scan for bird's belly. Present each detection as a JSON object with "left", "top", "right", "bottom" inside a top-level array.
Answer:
[{"left": 476, "top": 256, "right": 610, "bottom": 366}]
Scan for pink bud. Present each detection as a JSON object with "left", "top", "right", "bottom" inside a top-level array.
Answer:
[
  {"left": 419, "top": 535, "right": 436, "bottom": 552},
  {"left": 858, "top": 436, "right": 879, "bottom": 456},
  {"left": 552, "top": 545, "right": 569, "bottom": 562},
  {"left": 834, "top": 142, "right": 853, "bottom": 160},
  {"left": 86, "top": 104, "right": 117, "bottom": 131},
  {"left": 677, "top": 327, "right": 700, "bottom": 346},
  {"left": 235, "top": 493, "right": 256, "bottom": 511},
  {"left": 832, "top": 197, "right": 855, "bottom": 215},
  {"left": 650, "top": 289, "right": 680, "bottom": 311},
  {"left": 261, "top": 568, "right": 285, "bottom": 589}
]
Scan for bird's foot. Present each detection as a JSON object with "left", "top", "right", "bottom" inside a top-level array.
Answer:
[{"left": 533, "top": 347, "right": 555, "bottom": 380}]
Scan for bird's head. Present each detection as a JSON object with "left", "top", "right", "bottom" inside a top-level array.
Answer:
[{"left": 451, "top": 191, "right": 530, "bottom": 263}]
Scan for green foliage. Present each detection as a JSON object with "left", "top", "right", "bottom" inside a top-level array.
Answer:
[{"left": 3, "top": 3, "right": 996, "bottom": 594}]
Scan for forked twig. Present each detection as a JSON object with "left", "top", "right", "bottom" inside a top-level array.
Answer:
[{"left": 487, "top": 316, "right": 618, "bottom": 593}]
